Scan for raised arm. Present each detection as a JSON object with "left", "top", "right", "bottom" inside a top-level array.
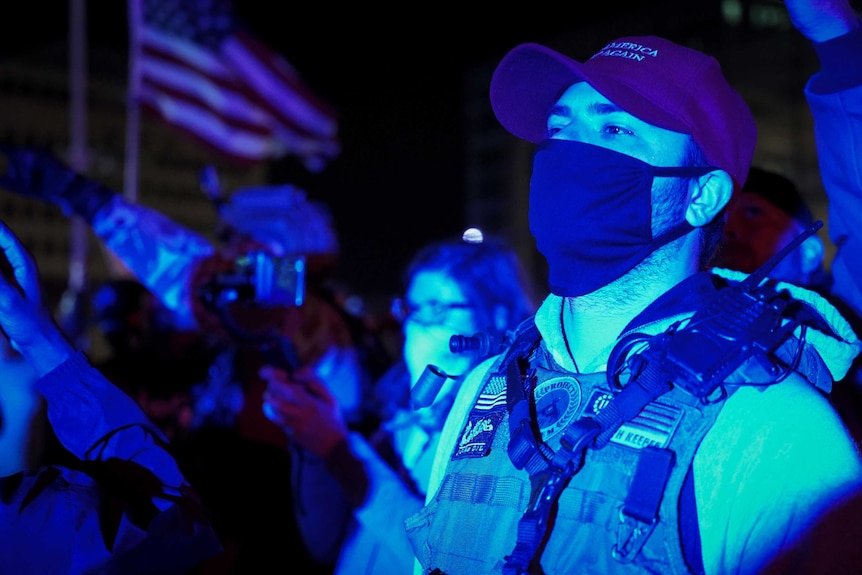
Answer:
[
  {"left": 0, "top": 146, "right": 214, "bottom": 329},
  {"left": 787, "top": 0, "right": 862, "bottom": 321}
]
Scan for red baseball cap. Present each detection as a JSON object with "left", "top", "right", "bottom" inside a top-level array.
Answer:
[{"left": 490, "top": 36, "right": 757, "bottom": 190}]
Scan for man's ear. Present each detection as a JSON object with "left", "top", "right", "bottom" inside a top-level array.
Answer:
[
  {"left": 798, "top": 234, "right": 825, "bottom": 275},
  {"left": 685, "top": 170, "right": 734, "bottom": 227}
]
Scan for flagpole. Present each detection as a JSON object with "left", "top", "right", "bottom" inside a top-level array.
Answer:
[
  {"left": 124, "top": 0, "right": 142, "bottom": 204},
  {"left": 65, "top": 0, "right": 90, "bottom": 349}
]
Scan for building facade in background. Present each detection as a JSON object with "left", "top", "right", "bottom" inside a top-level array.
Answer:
[{"left": 0, "top": 46, "right": 267, "bottom": 356}]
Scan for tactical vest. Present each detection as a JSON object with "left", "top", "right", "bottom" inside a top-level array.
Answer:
[
  {"left": 407, "top": 326, "right": 723, "bottom": 575},
  {"left": 407, "top": 274, "right": 834, "bottom": 575}
]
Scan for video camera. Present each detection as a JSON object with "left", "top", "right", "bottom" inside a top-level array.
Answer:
[{"left": 196, "top": 251, "right": 306, "bottom": 311}]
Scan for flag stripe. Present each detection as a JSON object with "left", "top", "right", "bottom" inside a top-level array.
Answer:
[
  {"left": 140, "top": 44, "right": 274, "bottom": 131},
  {"left": 141, "top": 26, "right": 232, "bottom": 83},
  {"left": 140, "top": 50, "right": 336, "bottom": 145},
  {"left": 139, "top": 100, "right": 279, "bottom": 165},
  {"left": 142, "top": 29, "right": 329, "bottom": 139},
  {"left": 138, "top": 78, "right": 271, "bottom": 136},
  {"left": 475, "top": 391, "right": 507, "bottom": 410},
  {"left": 226, "top": 33, "right": 337, "bottom": 136},
  {"left": 134, "top": 0, "right": 340, "bottom": 170}
]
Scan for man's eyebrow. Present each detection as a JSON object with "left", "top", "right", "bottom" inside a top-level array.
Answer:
[
  {"left": 591, "top": 101, "right": 624, "bottom": 115},
  {"left": 546, "top": 103, "right": 570, "bottom": 119},
  {"left": 547, "top": 100, "right": 625, "bottom": 119}
]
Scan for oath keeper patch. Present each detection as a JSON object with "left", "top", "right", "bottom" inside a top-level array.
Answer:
[
  {"left": 452, "top": 374, "right": 507, "bottom": 460},
  {"left": 583, "top": 390, "right": 683, "bottom": 449},
  {"left": 534, "top": 376, "right": 582, "bottom": 441}
]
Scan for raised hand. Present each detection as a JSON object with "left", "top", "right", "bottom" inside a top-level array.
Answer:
[
  {"left": 784, "top": 0, "right": 861, "bottom": 42},
  {"left": 0, "top": 221, "right": 73, "bottom": 376}
]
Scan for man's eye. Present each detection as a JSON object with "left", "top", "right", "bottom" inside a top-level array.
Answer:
[
  {"left": 545, "top": 124, "right": 564, "bottom": 137},
  {"left": 603, "top": 125, "right": 633, "bottom": 136}
]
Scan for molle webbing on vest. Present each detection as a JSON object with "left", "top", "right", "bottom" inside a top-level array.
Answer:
[{"left": 437, "top": 472, "right": 529, "bottom": 509}]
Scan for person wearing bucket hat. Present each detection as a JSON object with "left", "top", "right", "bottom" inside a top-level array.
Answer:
[
  {"left": 0, "top": 151, "right": 380, "bottom": 574},
  {"left": 405, "top": 20, "right": 862, "bottom": 575},
  {"left": 214, "top": 183, "right": 341, "bottom": 276}
]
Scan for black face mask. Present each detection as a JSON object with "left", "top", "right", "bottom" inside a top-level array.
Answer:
[{"left": 529, "top": 139, "right": 716, "bottom": 296}]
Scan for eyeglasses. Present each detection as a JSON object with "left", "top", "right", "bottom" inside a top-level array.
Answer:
[{"left": 390, "top": 297, "right": 473, "bottom": 325}]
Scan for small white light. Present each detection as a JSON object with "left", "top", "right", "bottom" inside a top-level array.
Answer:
[{"left": 462, "top": 227, "right": 484, "bottom": 244}]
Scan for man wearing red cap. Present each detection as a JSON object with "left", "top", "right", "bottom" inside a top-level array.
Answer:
[{"left": 406, "top": 13, "right": 862, "bottom": 575}]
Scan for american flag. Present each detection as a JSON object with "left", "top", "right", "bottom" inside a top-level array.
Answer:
[{"left": 131, "top": 0, "right": 340, "bottom": 171}]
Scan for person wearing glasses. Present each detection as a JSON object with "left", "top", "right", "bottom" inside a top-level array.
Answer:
[{"left": 260, "top": 230, "right": 539, "bottom": 575}]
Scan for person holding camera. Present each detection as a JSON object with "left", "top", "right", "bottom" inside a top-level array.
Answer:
[
  {"left": 260, "top": 231, "right": 539, "bottom": 575},
  {"left": 0, "top": 153, "right": 376, "bottom": 574}
]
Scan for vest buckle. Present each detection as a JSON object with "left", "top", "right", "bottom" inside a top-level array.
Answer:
[{"left": 612, "top": 506, "right": 656, "bottom": 563}]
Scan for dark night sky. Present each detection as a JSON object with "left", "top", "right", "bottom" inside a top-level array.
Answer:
[
  {"left": 238, "top": 4, "right": 602, "bottom": 298},
  {"left": 2, "top": 1, "right": 671, "bottom": 302}
]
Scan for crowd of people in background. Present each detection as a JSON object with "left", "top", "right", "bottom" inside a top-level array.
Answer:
[
  {"left": 0, "top": 0, "right": 859, "bottom": 574},
  {"left": 262, "top": 233, "right": 539, "bottom": 575}
]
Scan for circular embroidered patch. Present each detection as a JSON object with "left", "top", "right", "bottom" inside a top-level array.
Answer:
[{"left": 534, "top": 376, "right": 582, "bottom": 440}]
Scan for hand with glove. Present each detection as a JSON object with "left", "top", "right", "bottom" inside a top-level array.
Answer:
[{"left": 0, "top": 144, "right": 116, "bottom": 222}]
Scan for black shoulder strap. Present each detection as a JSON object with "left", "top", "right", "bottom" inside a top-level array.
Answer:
[{"left": 498, "top": 317, "right": 541, "bottom": 409}]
